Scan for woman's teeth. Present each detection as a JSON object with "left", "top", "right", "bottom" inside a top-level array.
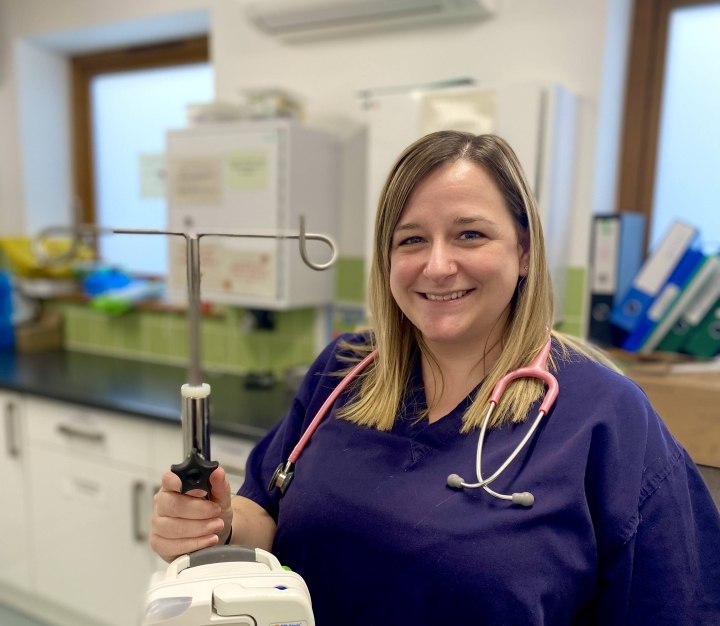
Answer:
[{"left": 425, "top": 290, "right": 468, "bottom": 301}]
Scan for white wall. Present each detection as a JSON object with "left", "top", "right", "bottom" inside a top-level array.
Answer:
[
  {"left": 0, "top": 0, "right": 632, "bottom": 270},
  {"left": 0, "top": 0, "right": 212, "bottom": 235}
]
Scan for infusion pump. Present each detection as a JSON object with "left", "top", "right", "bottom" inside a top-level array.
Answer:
[{"left": 142, "top": 545, "right": 314, "bottom": 626}]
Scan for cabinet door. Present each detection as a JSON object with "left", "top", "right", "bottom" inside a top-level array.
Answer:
[
  {"left": 150, "top": 421, "right": 183, "bottom": 476},
  {"left": 27, "top": 447, "right": 155, "bottom": 626},
  {"left": 0, "top": 390, "right": 32, "bottom": 591},
  {"left": 212, "top": 434, "right": 256, "bottom": 494}
]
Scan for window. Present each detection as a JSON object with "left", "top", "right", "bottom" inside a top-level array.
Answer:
[
  {"left": 650, "top": 4, "right": 720, "bottom": 250},
  {"left": 616, "top": 0, "right": 720, "bottom": 252},
  {"left": 71, "top": 37, "right": 212, "bottom": 275}
]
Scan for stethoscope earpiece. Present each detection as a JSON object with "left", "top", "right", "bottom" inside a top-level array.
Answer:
[
  {"left": 511, "top": 492, "right": 534, "bottom": 507},
  {"left": 446, "top": 474, "right": 535, "bottom": 507},
  {"left": 446, "top": 474, "right": 465, "bottom": 489}
]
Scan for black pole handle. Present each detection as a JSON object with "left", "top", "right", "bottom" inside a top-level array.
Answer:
[{"left": 171, "top": 449, "right": 219, "bottom": 494}]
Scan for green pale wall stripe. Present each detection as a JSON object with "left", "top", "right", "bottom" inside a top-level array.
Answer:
[
  {"left": 556, "top": 266, "right": 587, "bottom": 339},
  {"left": 60, "top": 302, "right": 319, "bottom": 374},
  {"left": 336, "top": 257, "right": 365, "bottom": 303}
]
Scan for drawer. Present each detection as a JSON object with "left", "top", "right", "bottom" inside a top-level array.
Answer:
[{"left": 25, "top": 396, "right": 153, "bottom": 469}]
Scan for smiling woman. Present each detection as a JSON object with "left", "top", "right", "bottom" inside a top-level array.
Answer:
[
  {"left": 349, "top": 132, "right": 549, "bottom": 433},
  {"left": 388, "top": 159, "right": 530, "bottom": 422},
  {"left": 150, "top": 131, "right": 720, "bottom": 626}
]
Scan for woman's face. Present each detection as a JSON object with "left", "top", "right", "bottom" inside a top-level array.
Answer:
[{"left": 389, "top": 159, "right": 529, "bottom": 352}]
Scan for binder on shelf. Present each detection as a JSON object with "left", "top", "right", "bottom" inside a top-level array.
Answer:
[
  {"left": 679, "top": 294, "right": 720, "bottom": 358},
  {"left": 639, "top": 255, "right": 720, "bottom": 354},
  {"left": 610, "top": 220, "right": 699, "bottom": 333},
  {"left": 587, "top": 212, "right": 644, "bottom": 346},
  {"left": 620, "top": 246, "right": 706, "bottom": 352},
  {"left": 657, "top": 265, "right": 720, "bottom": 353}
]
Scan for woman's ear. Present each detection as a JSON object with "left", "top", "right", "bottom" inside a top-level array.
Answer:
[{"left": 517, "top": 241, "right": 530, "bottom": 277}]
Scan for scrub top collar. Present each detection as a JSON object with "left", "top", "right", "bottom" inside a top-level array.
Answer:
[{"left": 391, "top": 349, "right": 482, "bottom": 445}]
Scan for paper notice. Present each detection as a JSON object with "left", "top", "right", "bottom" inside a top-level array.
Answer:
[
  {"left": 169, "top": 157, "right": 223, "bottom": 206},
  {"left": 199, "top": 241, "right": 277, "bottom": 300},
  {"left": 139, "top": 153, "right": 166, "bottom": 198},
  {"left": 226, "top": 149, "right": 269, "bottom": 191},
  {"left": 420, "top": 89, "right": 496, "bottom": 135}
]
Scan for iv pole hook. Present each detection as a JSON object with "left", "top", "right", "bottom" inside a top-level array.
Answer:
[{"left": 112, "top": 216, "right": 337, "bottom": 492}]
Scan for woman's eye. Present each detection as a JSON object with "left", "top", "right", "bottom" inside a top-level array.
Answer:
[
  {"left": 397, "top": 235, "right": 424, "bottom": 246},
  {"left": 459, "top": 230, "right": 485, "bottom": 241}
]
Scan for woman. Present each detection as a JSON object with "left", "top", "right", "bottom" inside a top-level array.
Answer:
[{"left": 151, "top": 132, "right": 720, "bottom": 625}]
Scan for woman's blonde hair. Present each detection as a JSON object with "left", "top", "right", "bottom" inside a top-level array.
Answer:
[{"left": 337, "top": 131, "right": 613, "bottom": 431}]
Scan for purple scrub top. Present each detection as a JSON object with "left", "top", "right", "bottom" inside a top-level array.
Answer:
[{"left": 240, "top": 333, "right": 720, "bottom": 625}]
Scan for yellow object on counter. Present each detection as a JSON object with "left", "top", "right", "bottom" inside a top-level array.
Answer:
[{"left": 0, "top": 237, "right": 94, "bottom": 278}]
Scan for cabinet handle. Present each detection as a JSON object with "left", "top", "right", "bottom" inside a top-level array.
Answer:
[
  {"left": 57, "top": 423, "right": 105, "bottom": 444},
  {"left": 4, "top": 400, "right": 21, "bottom": 458},
  {"left": 132, "top": 481, "right": 148, "bottom": 543}
]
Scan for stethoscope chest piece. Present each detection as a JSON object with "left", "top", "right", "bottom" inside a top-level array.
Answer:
[{"left": 269, "top": 461, "right": 296, "bottom": 495}]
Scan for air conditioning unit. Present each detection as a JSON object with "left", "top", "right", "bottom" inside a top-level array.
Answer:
[{"left": 245, "top": 0, "right": 497, "bottom": 42}]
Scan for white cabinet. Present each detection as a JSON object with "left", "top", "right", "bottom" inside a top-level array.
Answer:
[
  {"left": 150, "top": 421, "right": 183, "bottom": 475},
  {"left": 165, "top": 119, "right": 340, "bottom": 309},
  {"left": 0, "top": 389, "right": 260, "bottom": 626},
  {"left": 0, "top": 390, "right": 32, "bottom": 592},
  {"left": 25, "top": 397, "right": 158, "bottom": 626}
]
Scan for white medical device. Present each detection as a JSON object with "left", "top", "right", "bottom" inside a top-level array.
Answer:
[{"left": 142, "top": 545, "right": 314, "bottom": 625}]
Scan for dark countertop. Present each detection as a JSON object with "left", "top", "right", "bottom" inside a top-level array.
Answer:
[{"left": 0, "top": 350, "right": 293, "bottom": 440}]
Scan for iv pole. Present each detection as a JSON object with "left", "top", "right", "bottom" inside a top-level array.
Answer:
[{"left": 115, "top": 217, "right": 337, "bottom": 493}]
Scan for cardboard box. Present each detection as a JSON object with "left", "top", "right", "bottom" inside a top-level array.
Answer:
[
  {"left": 15, "top": 309, "right": 64, "bottom": 353},
  {"left": 627, "top": 366, "right": 720, "bottom": 468}
]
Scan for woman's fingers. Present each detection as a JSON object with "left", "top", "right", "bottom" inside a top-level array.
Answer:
[
  {"left": 150, "top": 467, "right": 232, "bottom": 562},
  {"left": 149, "top": 530, "right": 219, "bottom": 562}
]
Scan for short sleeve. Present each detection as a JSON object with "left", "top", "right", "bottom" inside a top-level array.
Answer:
[
  {"left": 238, "top": 396, "right": 307, "bottom": 520},
  {"left": 237, "top": 332, "right": 368, "bottom": 520},
  {"left": 595, "top": 448, "right": 720, "bottom": 624}
]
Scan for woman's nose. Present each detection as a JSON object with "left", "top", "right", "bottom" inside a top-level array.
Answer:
[{"left": 423, "top": 243, "right": 457, "bottom": 280}]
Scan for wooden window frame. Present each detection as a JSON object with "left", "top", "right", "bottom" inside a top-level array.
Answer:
[
  {"left": 71, "top": 36, "right": 209, "bottom": 226},
  {"left": 616, "top": 0, "right": 718, "bottom": 252}
]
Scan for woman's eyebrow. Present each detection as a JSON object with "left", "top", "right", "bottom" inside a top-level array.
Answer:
[
  {"left": 394, "top": 215, "right": 497, "bottom": 233},
  {"left": 455, "top": 215, "right": 496, "bottom": 226},
  {"left": 393, "top": 222, "right": 421, "bottom": 232}
]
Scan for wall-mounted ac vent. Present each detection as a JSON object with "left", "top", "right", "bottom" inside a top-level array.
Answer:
[{"left": 245, "top": 0, "right": 497, "bottom": 42}]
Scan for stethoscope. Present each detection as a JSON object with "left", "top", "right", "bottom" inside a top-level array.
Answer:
[{"left": 269, "top": 338, "right": 558, "bottom": 508}]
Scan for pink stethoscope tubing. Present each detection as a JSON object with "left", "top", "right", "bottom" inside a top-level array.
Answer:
[
  {"left": 268, "top": 351, "right": 377, "bottom": 494},
  {"left": 447, "top": 337, "right": 558, "bottom": 506},
  {"left": 270, "top": 338, "right": 558, "bottom": 506},
  {"left": 288, "top": 350, "right": 378, "bottom": 464}
]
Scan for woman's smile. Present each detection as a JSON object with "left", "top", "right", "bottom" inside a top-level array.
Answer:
[{"left": 423, "top": 289, "right": 473, "bottom": 302}]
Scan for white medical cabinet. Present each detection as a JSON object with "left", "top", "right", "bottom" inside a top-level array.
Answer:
[{"left": 165, "top": 119, "right": 339, "bottom": 309}]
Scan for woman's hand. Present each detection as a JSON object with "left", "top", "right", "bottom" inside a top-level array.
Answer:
[{"left": 150, "top": 465, "right": 233, "bottom": 563}]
